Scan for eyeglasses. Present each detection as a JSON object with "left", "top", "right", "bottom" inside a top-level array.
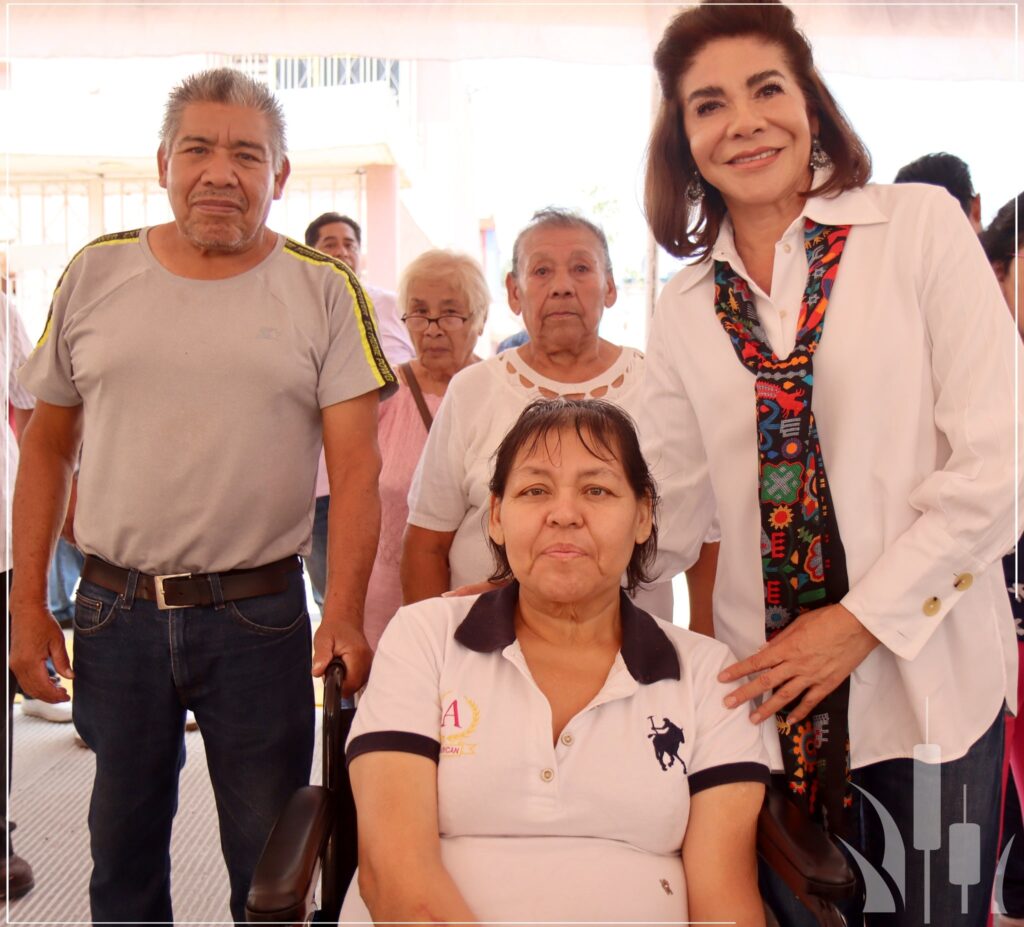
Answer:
[{"left": 401, "top": 313, "right": 470, "bottom": 332}]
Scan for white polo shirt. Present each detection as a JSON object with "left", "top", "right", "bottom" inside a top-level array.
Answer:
[{"left": 343, "top": 584, "right": 768, "bottom": 923}]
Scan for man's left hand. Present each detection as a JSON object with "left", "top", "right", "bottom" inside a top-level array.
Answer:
[
  {"left": 312, "top": 620, "right": 372, "bottom": 696},
  {"left": 718, "top": 603, "right": 880, "bottom": 725}
]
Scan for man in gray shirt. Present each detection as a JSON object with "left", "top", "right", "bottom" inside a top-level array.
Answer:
[{"left": 9, "top": 68, "right": 395, "bottom": 922}]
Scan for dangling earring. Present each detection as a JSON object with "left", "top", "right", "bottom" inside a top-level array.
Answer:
[
  {"left": 810, "top": 136, "right": 832, "bottom": 171},
  {"left": 686, "top": 170, "right": 705, "bottom": 204}
]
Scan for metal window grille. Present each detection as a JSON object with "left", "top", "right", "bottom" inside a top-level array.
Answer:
[{"left": 227, "top": 54, "right": 401, "bottom": 98}]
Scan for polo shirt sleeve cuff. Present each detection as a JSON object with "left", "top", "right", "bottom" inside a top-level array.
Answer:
[
  {"left": 346, "top": 731, "right": 441, "bottom": 766},
  {"left": 688, "top": 761, "right": 770, "bottom": 796}
]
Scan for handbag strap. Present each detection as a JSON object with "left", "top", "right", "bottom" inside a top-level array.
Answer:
[{"left": 400, "top": 362, "right": 434, "bottom": 432}]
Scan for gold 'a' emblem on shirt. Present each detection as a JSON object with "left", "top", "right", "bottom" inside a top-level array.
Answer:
[{"left": 440, "top": 693, "right": 480, "bottom": 757}]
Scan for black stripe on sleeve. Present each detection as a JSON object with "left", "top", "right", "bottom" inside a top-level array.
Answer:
[
  {"left": 346, "top": 731, "right": 441, "bottom": 766},
  {"left": 688, "top": 762, "right": 771, "bottom": 795}
]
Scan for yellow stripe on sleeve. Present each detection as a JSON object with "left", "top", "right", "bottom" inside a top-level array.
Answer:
[
  {"left": 35, "top": 229, "right": 141, "bottom": 350},
  {"left": 283, "top": 239, "right": 395, "bottom": 388}
]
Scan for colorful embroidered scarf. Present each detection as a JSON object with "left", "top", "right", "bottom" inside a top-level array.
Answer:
[{"left": 714, "top": 220, "right": 854, "bottom": 838}]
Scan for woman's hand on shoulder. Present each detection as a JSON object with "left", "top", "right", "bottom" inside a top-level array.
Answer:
[{"left": 718, "top": 603, "right": 880, "bottom": 725}]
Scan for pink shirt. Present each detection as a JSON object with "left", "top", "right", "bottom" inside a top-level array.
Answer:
[{"left": 364, "top": 378, "right": 442, "bottom": 649}]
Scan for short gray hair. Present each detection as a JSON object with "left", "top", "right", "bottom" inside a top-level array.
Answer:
[
  {"left": 511, "top": 208, "right": 613, "bottom": 280},
  {"left": 160, "top": 68, "right": 287, "bottom": 171},
  {"left": 399, "top": 249, "right": 491, "bottom": 331}
]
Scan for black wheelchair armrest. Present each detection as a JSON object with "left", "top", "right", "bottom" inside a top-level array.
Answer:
[
  {"left": 245, "top": 785, "right": 336, "bottom": 923},
  {"left": 756, "top": 784, "right": 858, "bottom": 905}
]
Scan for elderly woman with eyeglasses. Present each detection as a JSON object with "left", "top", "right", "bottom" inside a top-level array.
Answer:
[{"left": 361, "top": 250, "right": 488, "bottom": 649}]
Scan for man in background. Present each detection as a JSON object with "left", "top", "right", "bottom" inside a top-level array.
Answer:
[
  {"left": 303, "top": 211, "right": 413, "bottom": 607},
  {"left": 304, "top": 212, "right": 412, "bottom": 364},
  {"left": 894, "top": 151, "right": 982, "bottom": 232}
]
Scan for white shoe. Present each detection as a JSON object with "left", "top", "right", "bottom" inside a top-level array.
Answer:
[
  {"left": 185, "top": 710, "right": 198, "bottom": 732},
  {"left": 20, "top": 698, "right": 73, "bottom": 723}
]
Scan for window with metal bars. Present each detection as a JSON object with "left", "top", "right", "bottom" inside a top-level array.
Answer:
[{"left": 227, "top": 54, "right": 400, "bottom": 97}]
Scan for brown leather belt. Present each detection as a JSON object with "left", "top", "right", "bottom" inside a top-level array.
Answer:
[{"left": 81, "top": 555, "right": 301, "bottom": 610}]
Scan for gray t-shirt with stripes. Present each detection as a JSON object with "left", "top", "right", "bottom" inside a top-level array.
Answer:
[{"left": 19, "top": 228, "right": 395, "bottom": 574}]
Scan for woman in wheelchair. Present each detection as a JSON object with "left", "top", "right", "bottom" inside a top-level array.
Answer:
[{"left": 342, "top": 398, "right": 770, "bottom": 925}]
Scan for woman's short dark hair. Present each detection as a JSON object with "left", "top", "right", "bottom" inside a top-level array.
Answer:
[
  {"left": 981, "top": 193, "right": 1023, "bottom": 274},
  {"left": 644, "top": 0, "right": 872, "bottom": 261},
  {"left": 486, "top": 398, "right": 659, "bottom": 595}
]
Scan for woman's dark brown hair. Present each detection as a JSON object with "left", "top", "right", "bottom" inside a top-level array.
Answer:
[
  {"left": 486, "top": 398, "right": 659, "bottom": 596},
  {"left": 644, "top": 0, "right": 872, "bottom": 260}
]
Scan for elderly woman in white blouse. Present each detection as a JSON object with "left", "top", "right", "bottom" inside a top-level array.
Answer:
[
  {"left": 639, "top": 1, "right": 1023, "bottom": 925},
  {"left": 400, "top": 208, "right": 709, "bottom": 622}
]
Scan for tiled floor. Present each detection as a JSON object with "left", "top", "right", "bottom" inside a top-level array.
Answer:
[{"left": 8, "top": 700, "right": 328, "bottom": 925}]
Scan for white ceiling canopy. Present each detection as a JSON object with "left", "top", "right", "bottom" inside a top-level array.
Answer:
[{"left": 2, "top": 1, "right": 1018, "bottom": 80}]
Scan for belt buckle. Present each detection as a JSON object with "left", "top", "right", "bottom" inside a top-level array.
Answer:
[{"left": 154, "top": 573, "right": 191, "bottom": 610}]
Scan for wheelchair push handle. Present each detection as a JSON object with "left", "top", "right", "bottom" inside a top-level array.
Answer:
[
  {"left": 322, "top": 658, "right": 352, "bottom": 794},
  {"left": 323, "top": 658, "right": 347, "bottom": 704}
]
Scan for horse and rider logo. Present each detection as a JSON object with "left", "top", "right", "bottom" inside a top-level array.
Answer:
[{"left": 647, "top": 716, "right": 687, "bottom": 773}]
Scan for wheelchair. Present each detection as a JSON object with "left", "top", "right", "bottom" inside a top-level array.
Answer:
[{"left": 245, "top": 659, "right": 857, "bottom": 926}]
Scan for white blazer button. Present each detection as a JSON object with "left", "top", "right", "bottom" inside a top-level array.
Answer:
[
  {"left": 953, "top": 573, "right": 974, "bottom": 592},
  {"left": 922, "top": 596, "right": 941, "bottom": 616},
  {"left": 540, "top": 768, "right": 555, "bottom": 782},
  {"left": 560, "top": 732, "right": 574, "bottom": 746}
]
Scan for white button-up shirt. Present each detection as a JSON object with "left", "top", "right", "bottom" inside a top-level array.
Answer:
[{"left": 641, "top": 182, "right": 1023, "bottom": 770}]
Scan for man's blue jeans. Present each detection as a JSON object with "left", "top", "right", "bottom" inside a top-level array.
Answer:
[
  {"left": 760, "top": 707, "right": 1005, "bottom": 926},
  {"left": 72, "top": 566, "right": 315, "bottom": 924}
]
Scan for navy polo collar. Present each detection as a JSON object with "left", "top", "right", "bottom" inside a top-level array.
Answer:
[{"left": 454, "top": 582, "right": 681, "bottom": 685}]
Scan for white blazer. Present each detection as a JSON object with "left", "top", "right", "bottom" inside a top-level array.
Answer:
[{"left": 641, "top": 181, "right": 1023, "bottom": 769}]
